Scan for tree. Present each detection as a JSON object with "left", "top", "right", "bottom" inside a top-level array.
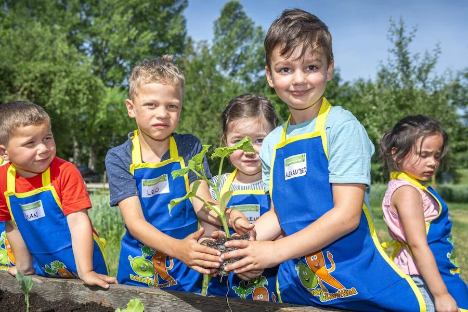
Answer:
[
  {"left": 0, "top": 0, "right": 188, "bottom": 171},
  {"left": 179, "top": 0, "right": 267, "bottom": 147},
  {"left": 348, "top": 18, "right": 465, "bottom": 182}
]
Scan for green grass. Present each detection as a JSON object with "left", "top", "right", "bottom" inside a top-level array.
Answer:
[
  {"left": 88, "top": 190, "right": 468, "bottom": 283},
  {"left": 456, "top": 169, "right": 468, "bottom": 185},
  {"left": 88, "top": 192, "right": 125, "bottom": 277}
]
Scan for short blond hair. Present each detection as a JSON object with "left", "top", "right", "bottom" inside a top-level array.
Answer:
[
  {"left": 0, "top": 101, "right": 51, "bottom": 145},
  {"left": 129, "top": 55, "right": 185, "bottom": 100}
]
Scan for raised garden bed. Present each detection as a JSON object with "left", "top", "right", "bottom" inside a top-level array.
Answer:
[{"left": 0, "top": 271, "right": 339, "bottom": 311}]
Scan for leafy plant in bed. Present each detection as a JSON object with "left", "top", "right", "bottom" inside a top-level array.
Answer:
[{"left": 168, "top": 137, "right": 254, "bottom": 278}]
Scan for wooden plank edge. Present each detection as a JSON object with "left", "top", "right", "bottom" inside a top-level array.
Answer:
[{"left": 1, "top": 271, "right": 337, "bottom": 311}]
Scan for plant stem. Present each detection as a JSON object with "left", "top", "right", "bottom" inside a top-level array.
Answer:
[{"left": 201, "top": 274, "right": 210, "bottom": 296}]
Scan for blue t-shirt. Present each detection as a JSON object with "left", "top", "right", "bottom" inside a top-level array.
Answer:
[
  {"left": 105, "top": 132, "right": 212, "bottom": 207},
  {"left": 260, "top": 106, "right": 375, "bottom": 205}
]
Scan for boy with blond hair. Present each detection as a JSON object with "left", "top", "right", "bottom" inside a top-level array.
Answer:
[
  {"left": 222, "top": 9, "right": 425, "bottom": 311},
  {"left": 0, "top": 101, "right": 115, "bottom": 288},
  {"left": 105, "top": 55, "right": 252, "bottom": 291}
]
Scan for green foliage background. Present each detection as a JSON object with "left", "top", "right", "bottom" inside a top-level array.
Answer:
[{"left": 1, "top": 0, "right": 467, "bottom": 181}]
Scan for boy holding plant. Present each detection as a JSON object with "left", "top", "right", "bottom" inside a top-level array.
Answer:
[
  {"left": 0, "top": 101, "right": 115, "bottom": 288},
  {"left": 222, "top": 9, "right": 426, "bottom": 311},
  {"left": 105, "top": 55, "right": 252, "bottom": 292}
]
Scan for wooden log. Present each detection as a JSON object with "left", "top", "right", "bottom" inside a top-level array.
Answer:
[{"left": 0, "top": 271, "right": 342, "bottom": 311}]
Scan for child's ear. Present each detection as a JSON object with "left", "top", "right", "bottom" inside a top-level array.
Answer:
[
  {"left": 0, "top": 144, "right": 9, "bottom": 161},
  {"left": 326, "top": 60, "right": 334, "bottom": 82},
  {"left": 125, "top": 99, "right": 135, "bottom": 118},
  {"left": 265, "top": 66, "right": 274, "bottom": 88}
]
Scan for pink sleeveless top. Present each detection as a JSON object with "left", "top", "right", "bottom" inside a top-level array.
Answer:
[{"left": 382, "top": 178, "right": 439, "bottom": 275}]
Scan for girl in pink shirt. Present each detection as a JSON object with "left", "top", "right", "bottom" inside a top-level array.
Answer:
[{"left": 380, "top": 115, "right": 467, "bottom": 312}]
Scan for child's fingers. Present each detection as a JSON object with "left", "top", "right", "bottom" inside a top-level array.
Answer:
[
  {"left": 7, "top": 266, "right": 18, "bottom": 276},
  {"left": 191, "top": 227, "right": 205, "bottom": 241},
  {"left": 97, "top": 274, "right": 118, "bottom": 284},
  {"left": 224, "top": 238, "right": 250, "bottom": 250}
]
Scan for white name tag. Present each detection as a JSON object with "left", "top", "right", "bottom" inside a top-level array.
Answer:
[
  {"left": 230, "top": 204, "right": 260, "bottom": 224},
  {"left": 20, "top": 200, "right": 46, "bottom": 221},
  {"left": 284, "top": 153, "right": 307, "bottom": 180},
  {"left": 142, "top": 174, "right": 170, "bottom": 198}
]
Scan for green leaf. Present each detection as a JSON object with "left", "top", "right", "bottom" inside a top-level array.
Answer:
[
  {"left": 211, "top": 136, "right": 254, "bottom": 160},
  {"left": 171, "top": 167, "right": 191, "bottom": 180},
  {"left": 168, "top": 181, "right": 201, "bottom": 215},
  {"left": 218, "top": 190, "right": 233, "bottom": 214},
  {"left": 16, "top": 271, "right": 33, "bottom": 295},
  {"left": 114, "top": 298, "right": 144, "bottom": 312}
]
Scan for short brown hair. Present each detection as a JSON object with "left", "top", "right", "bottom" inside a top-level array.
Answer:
[
  {"left": 264, "top": 9, "right": 333, "bottom": 69},
  {"left": 221, "top": 93, "right": 279, "bottom": 141},
  {"left": 129, "top": 55, "right": 185, "bottom": 100},
  {"left": 0, "top": 101, "right": 51, "bottom": 145}
]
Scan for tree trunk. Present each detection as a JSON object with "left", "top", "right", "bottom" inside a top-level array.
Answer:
[
  {"left": 88, "top": 139, "right": 98, "bottom": 172},
  {"left": 72, "top": 134, "right": 81, "bottom": 165}
]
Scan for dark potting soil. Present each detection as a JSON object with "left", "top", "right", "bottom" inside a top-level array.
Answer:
[
  {"left": 206, "top": 234, "right": 250, "bottom": 276},
  {"left": 0, "top": 288, "right": 114, "bottom": 312}
]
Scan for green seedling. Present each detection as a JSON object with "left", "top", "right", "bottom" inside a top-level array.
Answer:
[
  {"left": 168, "top": 136, "right": 255, "bottom": 238},
  {"left": 15, "top": 270, "right": 33, "bottom": 312},
  {"left": 115, "top": 298, "right": 144, "bottom": 312}
]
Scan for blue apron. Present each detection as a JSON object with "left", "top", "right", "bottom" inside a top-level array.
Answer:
[
  {"left": 388, "top": 172, "right": 468, "bottom": 311},
  {"left": 271, "top": 98, "right": 425, "bottom": 311},
  {"left": 4, "top": 164, "right": 108, "bottom": 278},
  {"left": 207, "top": 169, "right": 279, "bottom": 302},
  {"left": 117, "top": 130, "right": 202, "bottom": 292}
]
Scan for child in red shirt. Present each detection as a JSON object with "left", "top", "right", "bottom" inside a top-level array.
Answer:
[{"left": 0, "top": 101, "right": 116, "bottom": 288}]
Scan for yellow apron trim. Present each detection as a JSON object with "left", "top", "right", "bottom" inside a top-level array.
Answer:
[
  {"left": 276, "top": 275, "right": 283, "bottom": 303},
  {"left": 363, "top": 203, "right": 426, "bottom": 312},
  {"left": 220, "top": 169, "right": 266, "bottom": 197},
  {"left": 270, "top": 98, "right": 331, "bottom": 195},
  {"left": 5, "top": 165, "right": 63, "bottom": 227},
  {"left": 129, "top": 130, "right": 190, "bottom": 192},
  {"left": 93, "top": 233, "right": 110, "bottom": 275},
  {"left": 390, "top": 172, "right": 442, "bottom": 234}
]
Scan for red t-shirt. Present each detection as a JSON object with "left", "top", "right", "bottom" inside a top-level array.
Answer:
[{"left": 0, "top": 157, "right": 91, "bottom": 221}]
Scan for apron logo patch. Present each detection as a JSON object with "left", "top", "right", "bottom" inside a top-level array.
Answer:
[
  {"left": 142, "top": 174, "right": 170, "bottom": 198},
  {"left": 284, "top": 154, "right": 307, "bottom": 180},
  {"left": 20, "top": 200, "right": 46, "bottom": 221},
  {"left": 230, "top": 204, "right": 260, "bottom": 223}
]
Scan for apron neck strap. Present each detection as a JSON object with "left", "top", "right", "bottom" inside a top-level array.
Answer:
[
  {"left": 131, "top": 130, "right": 178, "bottom": 164},
  {"left": 220, "top": 169, "right": 237, "bottom": 196},
  {"left": 281, "top": 97, "right": 332, "bottom": 141},
  {"left": 6, "top": 164, "right": 51, "bottom": 193},
  {"left": 390, "top": 172, "right": 428, "bottom": 191}
]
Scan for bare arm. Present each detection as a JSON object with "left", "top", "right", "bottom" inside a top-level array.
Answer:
[
  {"left": 393, "top": 186, "right": 457, "bottom": 312},
  {"left": 251, "top": 202, "right": 282, "bottom": 241},
  {"left": 119, "top": 195, "right": 221, "bottom": 274},
  {"left": 5, "top": 220, "right": 34, "bottom": 275},
  {"left": 67, "top": 210, "right": 117, "bottom": 288},
  {"left": 222, "top": 183, "right": 364, "bottom": 272}
]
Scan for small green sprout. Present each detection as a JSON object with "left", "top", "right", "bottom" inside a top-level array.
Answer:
[
  {"left": 15, "top": 270, "right": 33, "bottom": 312},
  {"left": 168, "top": 136, "right": 255, "bottom": 238},
  {"left": 115, "top": 298, "right": 144, "bottom": 312}
]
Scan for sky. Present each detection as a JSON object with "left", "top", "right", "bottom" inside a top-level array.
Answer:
[{"left": 184, "top": 0, "right": 468, "bottom": 83}]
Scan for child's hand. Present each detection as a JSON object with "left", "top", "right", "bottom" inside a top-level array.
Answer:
[
  {"left": 434, "top": 293, "right": 458, "bottom": 312},
  {"left": 7, "top": 266, "right": 18, "bottom": 276},
  {"left": 8, "top": 265, "right": 35, "bottom": 277},
  {"left": 236, "top": 269, "right": 264, "bottom": 281},
  {"left": 227, "top": 209, "right": 254, "bottom": 235},
  {"left": 221, "top": 239, "right": 277, "bottom": 274},
  {"left": 80, "top": 271, "right": 118, "bottom": 289},
  {"left": 176, "top": 227, "right": 222, "bottom": 275}
]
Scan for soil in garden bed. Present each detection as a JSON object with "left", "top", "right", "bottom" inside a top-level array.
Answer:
[
  {"left": 0, "top": 288, "right": 114, "bottom": 312},
  {"left": 206, "top": 234, "right": 250, "bottom": 276}
]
